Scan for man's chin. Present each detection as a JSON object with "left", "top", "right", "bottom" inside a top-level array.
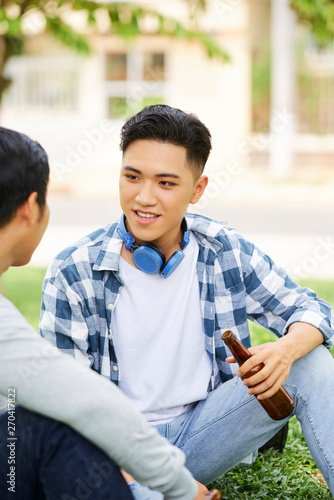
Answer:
[{"left": 12, "top": 255, "right": 33, "bottom": 268}]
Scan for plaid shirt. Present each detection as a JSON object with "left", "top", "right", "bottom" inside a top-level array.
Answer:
[{"left": 39, "top": 213, "right": 334, "bottom": 389}]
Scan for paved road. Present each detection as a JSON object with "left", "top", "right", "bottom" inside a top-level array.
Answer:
[{"left": 48, "top": 198, "right": 334, "bottom": 235}]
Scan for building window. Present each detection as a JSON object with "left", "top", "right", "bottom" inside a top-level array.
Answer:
[
  {"left": 105, "top": 51, "right": 166, "bottom": 119},
  {"left": 251, "top": 35, "right": 334, "bottom": 134},
  {"left": 106, "top": 54, "right": 127, "bottom": 81},
  {"left": 2, "top": 56, "right": 80, "bottom": 112},
  {"left": 298, "top": 38, "right": 334, "bottom": 134},
  {"left": 143, "top": 53, "right": 165, "bottom": 81}
]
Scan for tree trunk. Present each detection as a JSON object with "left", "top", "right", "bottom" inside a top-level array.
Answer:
[{"left": 0, "top": 36, "right": 12, "bottom": 103}]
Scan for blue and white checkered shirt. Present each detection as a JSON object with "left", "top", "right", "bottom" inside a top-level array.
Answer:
[{"left": 39, "top": 213, "right": 334, "bottom": 389}]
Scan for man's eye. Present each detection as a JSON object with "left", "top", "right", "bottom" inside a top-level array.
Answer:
[
  {"left": 160, "top": 181, "right": 175, "bottom": 187},
  {"left": 126, "top": 174, "right": 138, "bottom": 180}
]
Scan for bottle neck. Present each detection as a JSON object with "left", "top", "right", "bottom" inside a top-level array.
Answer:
[{"left": 222, "top": 331, "right": 252, "bottom": 366}]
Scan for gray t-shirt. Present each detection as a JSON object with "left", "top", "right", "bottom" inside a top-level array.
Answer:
[{"left": 0, "top": 294, "right": 197, "bottom": 500}]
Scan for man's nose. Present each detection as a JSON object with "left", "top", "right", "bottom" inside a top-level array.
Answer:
[{"left": 135, "top": 183, "right": 157, "bottom": 206}]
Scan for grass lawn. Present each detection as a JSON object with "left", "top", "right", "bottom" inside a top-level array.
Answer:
[
  {"left": 1, "top": 267, "right": 333, "bottom": 499},
  {"left": 0, "top": 266, "right": 46, "bottom": 330}
]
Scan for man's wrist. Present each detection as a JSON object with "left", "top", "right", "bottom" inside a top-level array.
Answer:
[{"left": 284, "top": 322, "right": 324, "bottom": 361}]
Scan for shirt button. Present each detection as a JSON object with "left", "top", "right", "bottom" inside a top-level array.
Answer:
[
  {"left": 112, "top": 365, "right": 118, "bottom": 372},
  {"left": 108, "top": 304, "right": 114, "bottom": 311},
  {"left": 108, "top": 334, "right": 113, "bottom": 340}
]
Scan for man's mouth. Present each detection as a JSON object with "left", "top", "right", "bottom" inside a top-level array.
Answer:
[{"left": 135, "top": 211, "right": 159, "bottom": 219}]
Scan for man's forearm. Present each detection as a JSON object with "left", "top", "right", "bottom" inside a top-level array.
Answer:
[{"left": 282, "top": 321, "right": 324, "bottom": 362}]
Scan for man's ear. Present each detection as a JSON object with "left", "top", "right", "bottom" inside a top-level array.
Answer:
[
  {"left": 18, "top": 192, "right": 39, "bottom": 226},
  {"left": 190, "top": 175, "right": 208, "bottom": 204}
]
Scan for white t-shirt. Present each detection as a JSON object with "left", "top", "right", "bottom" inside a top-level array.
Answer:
[{"left": 111, "top": 233, "right": 212, "bottom": 424}]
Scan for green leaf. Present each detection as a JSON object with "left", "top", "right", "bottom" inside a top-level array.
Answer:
[
  {"left": 46, "top": 15, "right": 91, "bottom": 54},
  {"left": 290, "top": 0, "right": 334, "bottom": 45},
  {"left": 87, "top": 10, "right": 97, "bottom": 26}
]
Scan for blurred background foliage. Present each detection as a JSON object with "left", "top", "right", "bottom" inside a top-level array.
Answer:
[
  {"left": 251, "top": 0, "right": 334, "bottom": 134},
  {"left": 290, "top": 0, "right": 334, "bottom": 45},
  {"left": 1, "top": 0, "right": 334, "bottom": 111},
  {"left": 0, "top": 0, "right": 229, "bottom": 101}
]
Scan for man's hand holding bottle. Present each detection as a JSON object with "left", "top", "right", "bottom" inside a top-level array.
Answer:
[{"left": 193, "top": 479, "right": 221, "bottom": 500}]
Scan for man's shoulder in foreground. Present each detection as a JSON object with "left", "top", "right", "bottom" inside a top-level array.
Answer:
[{"left": 0, "top": 293, "right": 35, "bottom": 338}]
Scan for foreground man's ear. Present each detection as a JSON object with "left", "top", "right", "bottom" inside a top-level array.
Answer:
[{"left": 18, "top": 192, "right": 39, "bottom": 227}]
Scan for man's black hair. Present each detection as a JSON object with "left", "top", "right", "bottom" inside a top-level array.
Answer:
[
  {"left": 120, "top": 104, "right": 212, "bottom": 177},
  {"left": 0, "top": 127, "right": 49, "bottom": 228}
]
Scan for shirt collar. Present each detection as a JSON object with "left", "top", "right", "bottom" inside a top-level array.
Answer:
[
  {"left": 93, "top": 219, "right": 123, "bottom": 272},
  {"left": 185, "top": 213, "right": 225, "bottom": 254}
]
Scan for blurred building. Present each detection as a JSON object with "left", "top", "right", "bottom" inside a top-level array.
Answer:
[
  {"left": 250, "top": 0, "right": 334, "bottom": 177},
  {"left": 1, "top": 0, "right": 251, "bottom": 198},
  {"left": 1, "top": 0, "right": 334, "bottom": 198}
]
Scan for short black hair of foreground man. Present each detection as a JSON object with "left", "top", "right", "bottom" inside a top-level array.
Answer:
[
  {"left": 39, "top": 105, "right": 334, "bottom": 499},
  {"left": 0, "top": 126, "right": 214, "bottom": 500}
]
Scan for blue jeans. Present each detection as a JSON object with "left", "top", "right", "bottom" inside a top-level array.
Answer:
[
  {"left": 0, "top": 407, "right": 134, "bottom": 500},
  {"left": 129, "top": 345, "right": 334, "bottom": 499}
]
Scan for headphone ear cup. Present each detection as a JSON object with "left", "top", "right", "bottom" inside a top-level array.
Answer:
[
  {"left": 133, "top": 243, "right": 166, "bottom": 274},
  {"left": 160, "top": 250, "right": 185, "bottom": 278}
]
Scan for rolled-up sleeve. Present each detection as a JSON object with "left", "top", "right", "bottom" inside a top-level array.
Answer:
[{"left": 239, "top": 236, "right": 334, "bottom": 348}]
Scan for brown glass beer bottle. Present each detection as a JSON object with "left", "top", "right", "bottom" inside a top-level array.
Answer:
[{"left": 222, "top": 330, "right": 294, "bottom": 420}]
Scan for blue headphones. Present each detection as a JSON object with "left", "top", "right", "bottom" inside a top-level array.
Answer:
[{"left": 117, "top": 214, "right": 190, "bottom": 278}]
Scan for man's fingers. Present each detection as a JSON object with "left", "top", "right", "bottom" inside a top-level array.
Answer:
[
  {"left": 248, "top": 373, "right": 287, "bottom": 399},
  {"left": 225, "top": 356, "right": 235, "bottom": 363},
  {"left": 206, "top": 490, "right": 222, "bottom": 499}
]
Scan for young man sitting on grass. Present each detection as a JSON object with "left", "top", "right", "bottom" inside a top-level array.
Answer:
[
  {"left": 0, "top": 126, "right": 211, "bottom": 500},
  {"left": 39, "top": 104, "right": 334, "bottom": 499}
]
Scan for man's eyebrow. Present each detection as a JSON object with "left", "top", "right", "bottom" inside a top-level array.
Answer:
[
  {"left": 122, "top": 166, "right": 141, "bottom": 174},
  {"left": 155, "top": 173, "right": 180, "bottom": 179},
  {"left": 122, "top": 166, "right": 180, "bottom": 179}
]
